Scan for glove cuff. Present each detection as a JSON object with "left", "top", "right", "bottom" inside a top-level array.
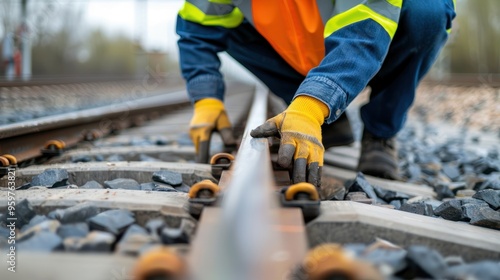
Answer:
[
  {"left": 194, "top": 98, "right": 225, "bottom": 111},
  {"left": 288, "top": 96, "right": 329, "bottom": 125}
]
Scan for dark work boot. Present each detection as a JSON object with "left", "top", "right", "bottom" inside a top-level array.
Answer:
[
  {"left": 357, "top": 130, "right": 400, "bottom": 180},
  {"left": 321, "top": 113, "right": 355, "bottom": 149}
]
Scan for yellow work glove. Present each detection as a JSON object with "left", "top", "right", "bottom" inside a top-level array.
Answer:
[
  {"left": 250, "top": 96, "right": 329, "bottom": 187},
  {"left": 190, "top": 98, "right": 236, "bottom": 163}
]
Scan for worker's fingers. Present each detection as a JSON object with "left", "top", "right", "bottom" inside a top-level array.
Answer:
[
  {"left": 278, "top": 143, "right": 295, "bottom": 168},
  {"left": 197, "top": 140, "right": 210, "bottom": 163},
  {"left": 219, "top": 127, "right": 236, "bottom": 146},
  {"left": 189, "top": 127, "right": 211, "bottom": 150},
  {"left": 293, "top": 158, "right": 307, "bottom": 184},
  {"left": 250, "top": 121, "right": 279, "bottom": 138},
  {"left": 307, "top": 162, "right": 321, "bottom": 188}
]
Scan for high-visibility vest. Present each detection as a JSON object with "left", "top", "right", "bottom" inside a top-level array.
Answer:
[{"left": 179, "top": 0, "right": 403, "bottom": 76}]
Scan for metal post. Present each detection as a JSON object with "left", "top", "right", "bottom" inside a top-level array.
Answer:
[
  {"left": 135, "top": 0, "right": 147, "bottom": 78},
  {"left": 21, "top": 0, "right": 31, "bottom": 81}
]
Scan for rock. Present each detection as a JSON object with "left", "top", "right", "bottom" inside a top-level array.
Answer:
[
  {"left": 402, "top": 246, "right": 447, "bottom": 279},
  {"left": 88, "top": 209, "right": 135, "bottom": 236},
  {"left": 469, "top": 207, "right": 500, "bottom": 230},
  {"left": 363, "top": 249, "right": 407, "bottom": 274},
  {"left": 461, "top": 203, "right": 490, "bottom": 222},
  {"left": 434, "top": 200, "right": 464, "bottom": 221},
  {"left": 174, "top": 183, "right": 190, "bottom": 193},
  {"left": 389, "top": 200, "right": 402, "bottom": 209},
  {"left": 104, "top": 178, "right": 140, "bottom": 190},
  {"left": 421, "top": 162, "right": 441, "bottom": 176},
  {"left": 179, "top": 219, "right": 197, "bottom": 238},
  {"left": 443, "top": 256, "right": 464, "bottom": 267},
  {"left": 332, "top": 187, "right": 346, "bottom": 201},
  {"left": 116, "top": 224, "right": 155, "bottom": 256},
  {"left": 434, "top": 183, "right": 455, "bottom": 200},
  {"left": 140, "top": 182, "right": 157, "bottom": 191},
  {"left": 373, "top": 187, "right": 410, "bottom": 202},
  {"left": 345, "top": 192, "right": 374, "bottom": 204},
  {"left": 145, "top": 218, "right": 165, "bottom": 240},
  {"left": 343, "top": 243, "right": 368, "bottom": 256},
  {"left": 473, "top": 189, "right": 500, "bottom": 210},
  {"left": 476, "top": 176, "right": 500, "bottom": 191},
  {"left": 152, "top": 170, "right": 183, "bottom": 186},
  {"left": 471, "top": 157, "right": 500, "bottom": 175},
  {"left": 444, "top": 261, "right": 500, "bottom": 280},
  {"left": 14, "top": 199, "right": 36, "bottom": 228},
  {"left": 161, "top": 227, "right": 189, "bottom": 245},
  {"left": 442, "top": 164, "right": 461, "bottom": 181},
  {"left": 57, "top": 223, "right": 89, "bottom": 239},
  {"left": 448, "top": 182, "right": 467, "bottom": 194},
  {"left": 31, "top": 168, "right": 69, "bottom": 188},
  {"left": 106, "top": 154, "right": 124, "bottom": 162},
  {"left": 456, "top": 189, "right": 476, "bottom": 197},
  {"left": 64, "top": 231, "right": 116, "bottom": 252},
  {"left": 17, "top": 231, "right": 63, "bottom": 252},
  {"left": 139, "top": 154, "right": 161, "bottom": 162},
  {"left": 94, "top": 154, "right": 105, "bottom": 162},
  {"left": 466, "top": 175, "right": 486, "bottom": 190},
  {"left": 153, "top": 136, "right": 171, "bottom": 146},
  {"left": 47, "top": 203, "right": 100, "bottom": 224},
  {"left": 406, "top": 163, "right": 421, "bottom": 181},
  {"left": 80, "top": 180, "right": 105, "bottom": 189},
  {"left": 20, "top": 215, "right": 49, "bottom": 233},
  {"left": 18, "top": 220, "right": 61, "bottom": 242},
  {"left": 406, "top": 196, "right": 431, "bottom": 204},
  {"left": 130, "top": 138, "right": 151, "bottom": 146},
  {"left": 425, "top": 200, "right": 444, "bottom": 211},
  {"left": 71, "top": 155, "right": 93, "bottom": 163},
  {"left": 154, "top": 184, "right": 178, "bottom": 192},
  {"left": 399, "top": 202, "right": 433, "bottom": 216},
  {"left": 346, "top": 172, "right": 378, "bottom": 200}
]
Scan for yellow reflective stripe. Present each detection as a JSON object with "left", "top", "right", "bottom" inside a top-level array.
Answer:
[
  {"left": 324, "top": 4, "right": 398, "bottom": 39},
  {"left": 386, "top": 0, "right": 403, "bottom": 8},
  {"left": 179, "top": 2, "right": 243, "bottom": 28},
  {"left": 209, "top": 0, "right": 232, "bottom": 4}
]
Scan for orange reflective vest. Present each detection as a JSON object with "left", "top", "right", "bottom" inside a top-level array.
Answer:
[{"left": 251, "top": 1, "right": 325, "bottom": 76}]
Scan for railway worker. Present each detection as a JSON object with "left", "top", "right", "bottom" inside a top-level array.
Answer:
[{"left": 177, "top": 0, "right": 456, "bottom": 187}]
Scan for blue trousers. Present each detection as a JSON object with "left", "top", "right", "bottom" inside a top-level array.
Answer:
[{"left": 225, "top": 0, "right": 455, "bottom": 138}]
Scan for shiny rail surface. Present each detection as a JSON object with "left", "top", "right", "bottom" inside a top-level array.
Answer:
[{"left": 190, "top": 84, "right": 308, "bottom": 280}]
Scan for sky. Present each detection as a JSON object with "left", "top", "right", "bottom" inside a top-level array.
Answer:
[
  {"left": 83, "top": 0, "right": 255, "bottom": 82},
  {"left": 84, "top": 0, "right": 182, "bottom": 53}
]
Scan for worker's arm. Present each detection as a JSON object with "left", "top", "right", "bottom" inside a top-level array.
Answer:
[
  {"left": 252, "top": 0, "right": 404, "bottom": 187},
  {"left": 295, "top": 0, "right": 403, "bottom": 124}
]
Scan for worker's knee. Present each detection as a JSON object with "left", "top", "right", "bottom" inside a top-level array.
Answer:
[{"left": 399, "top": 0, "right": 456, "bottom": 45}]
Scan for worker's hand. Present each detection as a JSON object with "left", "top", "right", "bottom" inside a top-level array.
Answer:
[
  {"left": 250, "top": 96, "right": 329, "bottom": 187},
  {"left": 190, "top": 98, "right": 236, "bottom": 163}
]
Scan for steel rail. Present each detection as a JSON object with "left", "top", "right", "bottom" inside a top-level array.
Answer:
[
  {"left": 0, "top": 76, "right": 141, "bottom": 87},
  {"left": 0, "top": 89, "right": 190, "bottom": 163},
  {"left": 189, "top": 84, "right": 308, "bottom": 280}
]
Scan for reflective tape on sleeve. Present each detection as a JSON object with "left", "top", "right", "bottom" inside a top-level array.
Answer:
[
  {"left": 324, "top": 0, "right": 402, "bottom": 39},
  {"left": 179, "top": 1, "right": 244, "bottom": 28}
]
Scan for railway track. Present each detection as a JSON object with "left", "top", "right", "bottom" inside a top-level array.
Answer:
[{"left": 0, "top": 82, "right": 499, "bottom": 280}]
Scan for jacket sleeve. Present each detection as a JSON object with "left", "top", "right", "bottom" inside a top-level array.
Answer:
[
  {"left": 295, "top": 0, "right": 403, "bottom": 124},
  {"left": 176, "top": 1, "right": 244, "bottom": 103}
]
